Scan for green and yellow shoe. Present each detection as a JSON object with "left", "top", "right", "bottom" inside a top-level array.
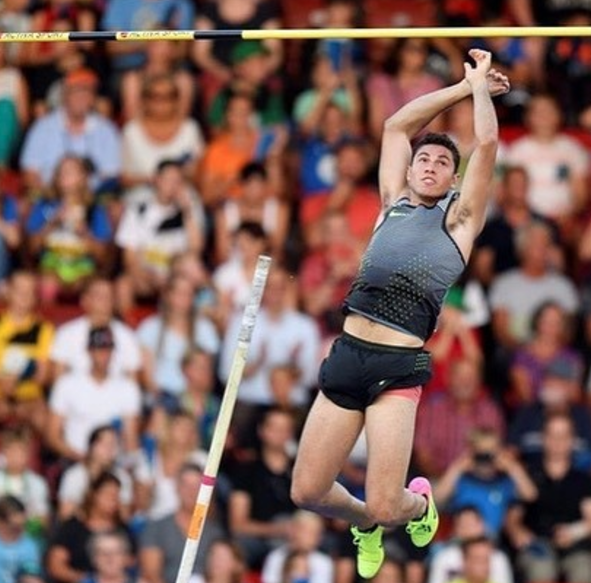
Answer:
[
  {"left": 350, "top": 524, "right": 385, "bottom": 579},
  {"left": 405, "top": 477, "right": 439, "bottom": 548}
]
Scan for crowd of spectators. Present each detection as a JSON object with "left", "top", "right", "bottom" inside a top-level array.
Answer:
[{"left": 4, "top": 1, "right": 591, "bottom": 583}]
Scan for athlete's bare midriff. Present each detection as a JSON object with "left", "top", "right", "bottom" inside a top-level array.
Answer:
[{"left": 343, "top": 313, "right": 424, "bottom": 348}]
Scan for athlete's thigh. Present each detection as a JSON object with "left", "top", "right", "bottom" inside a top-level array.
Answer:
[
  {"left": 293, "top": 391, "right": 364, "bottom": 495},
  {"left": 364, "top": 393, "right": 419, "bottom": 501}
]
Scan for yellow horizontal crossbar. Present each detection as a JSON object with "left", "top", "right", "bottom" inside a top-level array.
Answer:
[{"left": 0, "top": 26, "right": 589, "bottom": 43}]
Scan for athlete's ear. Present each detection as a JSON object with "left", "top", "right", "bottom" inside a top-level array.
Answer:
[{"left": 451, "top": 172, "right": 460, "bottom": 188}]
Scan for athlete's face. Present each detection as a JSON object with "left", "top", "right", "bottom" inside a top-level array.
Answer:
[{"left": 407, "top": 144, "right": 457, "bottom": 200}]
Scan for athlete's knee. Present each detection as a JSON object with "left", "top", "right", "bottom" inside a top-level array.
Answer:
[{"left": 290, "top": 476, "right": 325, "bottom": 510}]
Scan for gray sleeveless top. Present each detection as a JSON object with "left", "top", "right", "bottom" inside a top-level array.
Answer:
[{"left": 343, "top": 191, "right": 466, "bottom": 341}]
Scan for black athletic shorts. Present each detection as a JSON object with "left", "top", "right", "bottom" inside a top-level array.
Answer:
[{"left": 319, "top": 332, "right": 432, "bottom": 411}]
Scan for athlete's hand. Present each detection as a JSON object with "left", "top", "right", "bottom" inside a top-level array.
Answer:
[
  {"left": 486, "top": 68, "right": 511, "bottom": 97},
  {"left": 463, "top": 48, "right": 492, "bottom": 88}
]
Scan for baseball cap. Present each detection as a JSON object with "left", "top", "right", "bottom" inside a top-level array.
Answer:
[
  {"left": 64, "top": 68, "right": 99, "bottom": 89},
  {"left": 230, "top": 40, "right": 269, "bottom": 65},
  {"left": 88, "top": 326, "right": 115, "bottom": 350},
  {"left": 545, "top": 358, "right": 582, "bottom": 383}
]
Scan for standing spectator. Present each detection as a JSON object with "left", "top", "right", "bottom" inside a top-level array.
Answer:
[
  {"left": 46, "top": 472, "right": 135, "bottom": 583},
  {"left": 136, "top": 276, "right": 219, "bottom": 412},
  {"left": 488, "top": 220, "right": 579, "bottom": 351},
  {"left": 140, "top": 462, "right": 225, "bottom": 583},
  {"left": 428, "top": 506, "right": 513, "bottom": 583},
  {"left": 505, "top": 93, "right": 589, "bottom": 226},
  {"left": 227, "top": 407, "right": 297, "bottom": 570},
  {"left": 414, "top": 358, "right": 505, "bottom": 479},
  {"left": 25, "top": 155, "right": 112, "bottom": 304},
  {"left": 101, "top": 0, "right": 195, "bottom": 77},
  {"left": 505, "top": 412, "right": 591, "bottom": 583},
  {"left": 121, "top": 73, "right": 204, "bottom": 188},
  {"left": 115, "top": 160, "right": 205, "bottom": 315},
  {"left": 57, "top": 425, "right": 135, "bottom": 521},
  {"left": 0, "top": 271, "right": 54, "bottom": 432},
  {"left": 50, "top": 277, "right": 142, "bottom": 380},
  {"left": 19, "top": 68, "right": 121, "bottom": 193},
  {"left": 47, "top": 325, "right": 142, "bottom": 463},
  {"left": 434, "top": 427, "right": 537, "bottom": 538},
  {"left": 0, "top": 426, "right": 50, "bottom": 533},
  {"left": 261, "top": 510, "right": 333, "bottom": 583},
  {"left": 0, "top": 495, "right": 43, "bottom": 583},
  {"left": 83, "top": 531, "right": 139, "bottom": 583}
]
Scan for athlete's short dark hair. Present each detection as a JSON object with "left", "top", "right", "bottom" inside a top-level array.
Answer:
[{"left": 411, "top": 132, "right": 461, "bottom": 173}]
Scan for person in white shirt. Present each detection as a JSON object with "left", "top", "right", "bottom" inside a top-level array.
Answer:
[
  {"left": 428, "top": 506, "right": 513, "bottom": 583},
  {"left": 47, "top": 325, "right": 142, "bottom": 462},
  {"left": 50, "top": 277, "right": 142, "bottom": 381}
]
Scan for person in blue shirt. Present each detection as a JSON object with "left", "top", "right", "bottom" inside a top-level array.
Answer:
[
  {"left": 0, "top": 495, "right": 44, "bottom": 583},
  {"left": 0, "top": 193, "right": 20, "bottom": 282}
]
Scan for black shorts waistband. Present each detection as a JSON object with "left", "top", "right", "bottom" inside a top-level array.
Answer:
[{"left": 340, "top": 331, "right": 426, "bottom": 354}]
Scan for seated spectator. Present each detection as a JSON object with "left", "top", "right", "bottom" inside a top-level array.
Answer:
[
  {"left": 121, "top": 39, "right": 195, "bottom": 123},
  {"left": 139, "top": 462, "right": 225, "bottom": 583},
  {"left": 505, "top": 412, "right": 591, "bottom": 583},
  {"left": 299, "top": 210, "right": 362, "bottom": 341},
  {"left": 262, "top": 509, "right": 333, "bottom": 583},
  {"left": 136, "top": 275, "right": 219, "bottom": 411},
  {"left": 139, "top": 411, "right": 206, "bottom": 521},
  {"left": 227, "top": 407, "right": 297, "bottom": 570},
  {"left": 0, "top": 495, "right": 43, "bottom": 583},
  {"left": 101, "top": 0, "right": 195, "bottom": 77},
  {"left": 0, "top": 270, "right": 54, "bottom": 432},
  {"left": 19, "top": 68, "right": 121, "bottom": 193},
  {"left": 192, "top": 0, "right": 282, "bottom": 104},
  {"left": 178, "top": 348, "right": 220, "bottom": 451},
  {"left": 300, "top": 139, "right": 380, "bottom": 249},
  {"left": 57, "top": 425, "right": 134, "bottom": 522},
  {"left": 116, "top": 159, "right": 205, "bottom": 315},
  {"left": 198, "top": 92, "right": 285, "bottom": 208},
  {"left": 449, "top": 537, "right": 499, "bottom": 583},
  {"left": 424, "top": 293, "right": 483, "bottom": 395},
  {"left": 47, "top": 325, "right": 142, "bottom": 463},
  {"left": 121, "top": 73, "right": 204, "bottom": 188},
  {"left": 0, "top": 43, "right": 29, "bottom": 168},
  {"left": 0, "top": 426, "right": 50, "bottom": 535},
  {"left": 472, "top": 165, "right": 561, "bottom": 288},
  {"left": 214, "top": 161, "right": 290, "bottom": 264},
  {"left": 509, "top": 301, "right": 583, "bottom": 408},
  {"left": 46, "top": 472, "right": 135, "bottom": 583},
  {"left": 0, "top": 0, "right": 32, "bottom": 68},
  {"left": 366, "top": 38, "right": 445, "bottom": 141},
  {"left": 414, "top": 358, "right": 505, "bottom": 479},
  {"left": 434, "top": 427, "right": 537, "bottom": 539},
  {"left": 213, "top": 222, "right": 270, "bottom": 325},
  {"left": 508, "top": 359, "right": 591, "bottom": 471},
  {"left": 207, "top": 40, "right": 286, "bottom": 132},
  {"left": 428, "top": 505, "right": 513, "bottom": 583},
  {"left": 489, "top": 220, "right": 579, "bottom": 352},
  {"left": 25, "top": 155, "right": 112, "bottom": 304},
  {"left": 50, "top": 277, "right": 142, "bottom": 380},
  {"left": 0, "top": 190, "right": 20, "bottom": 285},
  {"left": 219, "top": 266, "right": 320, "bottom": 438},
  {"left": 83, "top": 530, "right": 139, "bottom": 583},
  {"left": 505, "top": 93, "right": 589, "bottom": 229},
  {"left": 192, "top": 539, "right": 247, "bottom": 583}
]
